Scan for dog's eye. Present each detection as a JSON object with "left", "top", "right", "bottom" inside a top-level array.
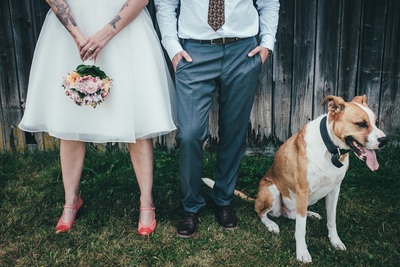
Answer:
[{"left": 355, "top": 121, "right": 368, "bottom": 128}]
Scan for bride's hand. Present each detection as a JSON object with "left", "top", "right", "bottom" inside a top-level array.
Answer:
[
  {"left": 78, "top": 0, "right": 147, "bottom": 62},
  {"left": 79, "top": 27, "right": 115, "bottom": 62}
]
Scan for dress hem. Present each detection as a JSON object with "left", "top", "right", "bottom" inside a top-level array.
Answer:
[{"left": 18, "top": 125, "right": 177, "bottom": 144}]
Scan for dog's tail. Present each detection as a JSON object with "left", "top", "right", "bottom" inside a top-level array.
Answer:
[{"left": 202, "top": 177, "right": 255, "bottom": 202}]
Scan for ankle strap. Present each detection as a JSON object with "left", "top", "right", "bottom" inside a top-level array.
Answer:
[{"left": 140, "top": 207, "right": 155, "bottom": 211}]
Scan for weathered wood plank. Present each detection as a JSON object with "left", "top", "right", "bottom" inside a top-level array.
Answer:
[
  {"left": 0, "top": 0, "right": 23, "bottom": 151},
  {"left": 249, "top": 56, "right": 273, "bottom": 143},
  {"left": 0, "top": 0, "right": 7, "bottom": 151},
  {"left": 0, "top": 0, "right": 12, "bottom": 151},
  {"left": 358, "top": 0, "right": 388, "bottom": 113},
  {"left": 380, "top": 0, "right": 400, "bottom": 143},
  {"left": 290, "top": 0, "right": 317, "bottom": 134},
  {"left": 43, "top": 133, "right": 60, "bottom": 150},
  {"left": 314, "top": 0, "right": 342, "bottom": 116},
  {"left": 271, "top": 0, "right": 294, "bottom": 144},
  {"left": 29, "top": 1, "right": 50, "bottom": 39},
  {"left": 156, "top": 131, "right": 177, "bottom": 149},
  {"left": 337, "top": 0, "right": 362, "bottom": 101},
  {"left": 11, "top": 1, "right": 41, "bottom": 151},
  {"left": 0, "top": 123, "right": 4, "bottom": 151}
]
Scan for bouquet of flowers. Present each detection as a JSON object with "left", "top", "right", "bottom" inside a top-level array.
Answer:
[{"left": 62, "top": 64, "right": 112, "bottom": 108}]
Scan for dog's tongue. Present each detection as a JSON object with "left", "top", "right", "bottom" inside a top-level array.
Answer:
[{"left": 364, "top": 148, "right": 379, "bottom": 171}]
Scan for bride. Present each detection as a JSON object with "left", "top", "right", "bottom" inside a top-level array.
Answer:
[{"left": 19, "top": 0, "right": 176, "bottom": 236}]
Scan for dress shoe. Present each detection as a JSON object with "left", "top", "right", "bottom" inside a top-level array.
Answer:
[
  {"left": 138, "top": 207, "right": 156, "bottom": 237},
  {"left": 56, "top": 195, "right": 83, "bottom": 233},
  {"left": 216, "top": 205, "right": 238, "bottom": 230},
  {"left": 176, "top": 212, "right": 199, "bottom": 238}
]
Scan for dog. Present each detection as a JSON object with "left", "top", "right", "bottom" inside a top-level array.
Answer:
[{"left": 254, "top": 95, "right": 388, "bottom": 263}]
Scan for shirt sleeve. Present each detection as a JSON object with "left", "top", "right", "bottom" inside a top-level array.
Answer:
[
  {"left": 154, "top": 0, "right": 183, "bottom": 60},
  {"left": 256, "top": 0, "right": 280, "bottom": 52}
]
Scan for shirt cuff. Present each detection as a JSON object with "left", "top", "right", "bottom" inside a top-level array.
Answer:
[
  {"left": 163, "top": 40, "right": 184, "bottom": 61},
  {"left": 260, "top": 34, "right": 276, "bottom": 52}
]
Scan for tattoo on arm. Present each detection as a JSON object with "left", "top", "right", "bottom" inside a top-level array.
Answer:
[
  {"left": 112, "top": 0, "right": 132, "bottom": 29},
  {"left": 49, "top": 0, "right": 77, "bottom": 29},
  {"left": 120, "top": 0, "right": 131, "bottom": 12},
  {"left": 109, "top": 15, "right": 121, "bottom": 29}
]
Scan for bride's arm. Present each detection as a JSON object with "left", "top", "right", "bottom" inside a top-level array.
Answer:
[
  {"left": 46, "top": 0, "right": 86, "bottom": 50},
  {"left": 81, "top": 0, "right": 149, "bottom": 61}
]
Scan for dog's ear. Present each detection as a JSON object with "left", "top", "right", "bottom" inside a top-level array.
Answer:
[
  {"left": 322, "top": 95, "right": 346, "bottom": 114},
  {"left": 351, "top": 94, "right": 369, "bottom": 107}
]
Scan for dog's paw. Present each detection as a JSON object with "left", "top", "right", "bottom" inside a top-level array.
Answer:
[
  {"left": 267, "top": 223, "right": 280, "bottom": 234},
  {"left": 261, "top": 217, "right": 280, "bottom": 233},
  {"left": 331, "top": 239, "right": 347, "bottom": 251},
  {"left": 307, "top": 211, "right": 322, "bottom": 219},
  {"left": 329, "top": 234, "right": 347, "bottom": 250},
  {"left": 296, "top": 250, "right": 312, "bottom": 263}
]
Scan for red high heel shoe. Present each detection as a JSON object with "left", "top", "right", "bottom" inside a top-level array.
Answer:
[
  {"left": 138, "top": 207, "right": 156, "bottom": 236},
  {"left": 55, "top": 195, "right": 83, "bottom": 233}
]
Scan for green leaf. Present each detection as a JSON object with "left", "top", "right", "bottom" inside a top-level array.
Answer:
[{"left": 75, "top": 64, "right": 108, "bottom": 78}]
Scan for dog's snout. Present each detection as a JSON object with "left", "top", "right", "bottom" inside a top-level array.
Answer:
[{"left": 378, "top": 136, "right": 389, "bottom": 148}]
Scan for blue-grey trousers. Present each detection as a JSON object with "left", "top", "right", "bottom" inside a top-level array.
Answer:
[{"left": 175, "top": 37, "right": 262, "bottom": 213}]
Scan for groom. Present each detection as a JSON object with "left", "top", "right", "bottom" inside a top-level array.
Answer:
[{"left": 155, "top": 0, "right": 280, "bottom": 237}]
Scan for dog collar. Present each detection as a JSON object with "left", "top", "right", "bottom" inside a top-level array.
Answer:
[{"left": 320, "top": 116, "right": 351, "bottom": 168}]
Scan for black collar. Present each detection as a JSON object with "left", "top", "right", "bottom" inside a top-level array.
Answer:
[{"left": 319, "top": 116, "right": 351, "bottom": 168}]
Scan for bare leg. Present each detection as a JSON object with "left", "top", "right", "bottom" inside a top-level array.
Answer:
[
  {"left": 58, "top": 139, "right": 86, "bottom": 223},
  {"left": 128, "top": 139, "right": 155, "bottom": 226}
]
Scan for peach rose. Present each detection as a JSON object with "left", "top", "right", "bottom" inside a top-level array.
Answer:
[{"left": 67, "top": 71, "right": 81, "bottom": 87}]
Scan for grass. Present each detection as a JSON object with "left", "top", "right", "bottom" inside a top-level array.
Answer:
[{"left": 0, "top": 145, "right": 399, "bottom": 266}]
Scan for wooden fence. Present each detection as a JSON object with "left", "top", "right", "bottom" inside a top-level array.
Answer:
[{"left": 1, "top": 0, "right": 399, "bottom": 152}]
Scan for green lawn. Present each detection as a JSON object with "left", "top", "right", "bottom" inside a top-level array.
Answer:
[{"left": 1, "top": 145, "right": 399, "bottom": 266}]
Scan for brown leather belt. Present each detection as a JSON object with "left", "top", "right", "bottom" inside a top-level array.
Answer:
[{"left": 185, "top": 37, "right": 244, "bottom": 45}]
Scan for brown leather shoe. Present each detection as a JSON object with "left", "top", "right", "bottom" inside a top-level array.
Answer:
[
  {"left": 216, "top": 205, "right": 238, "bottom": 230},
  {"left": 176, "top": 212, "right": 199, "bottom": 238}
]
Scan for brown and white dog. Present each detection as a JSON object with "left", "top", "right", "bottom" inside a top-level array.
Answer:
[{"left": 254, "top": 95, "right": 388, "bottom": 263}]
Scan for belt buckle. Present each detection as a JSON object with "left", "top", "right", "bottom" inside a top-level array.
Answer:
[{"left": 211, "top": 38, "right": 225, "bottom": 45}]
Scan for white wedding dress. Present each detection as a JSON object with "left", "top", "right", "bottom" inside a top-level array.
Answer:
[{"left": 19, "top": 0, "right": 176, "bottom": 143}]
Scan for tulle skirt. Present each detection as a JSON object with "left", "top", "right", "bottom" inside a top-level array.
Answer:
[{"left": 19, "top": 0, "right": 176, "bottom": 143}]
